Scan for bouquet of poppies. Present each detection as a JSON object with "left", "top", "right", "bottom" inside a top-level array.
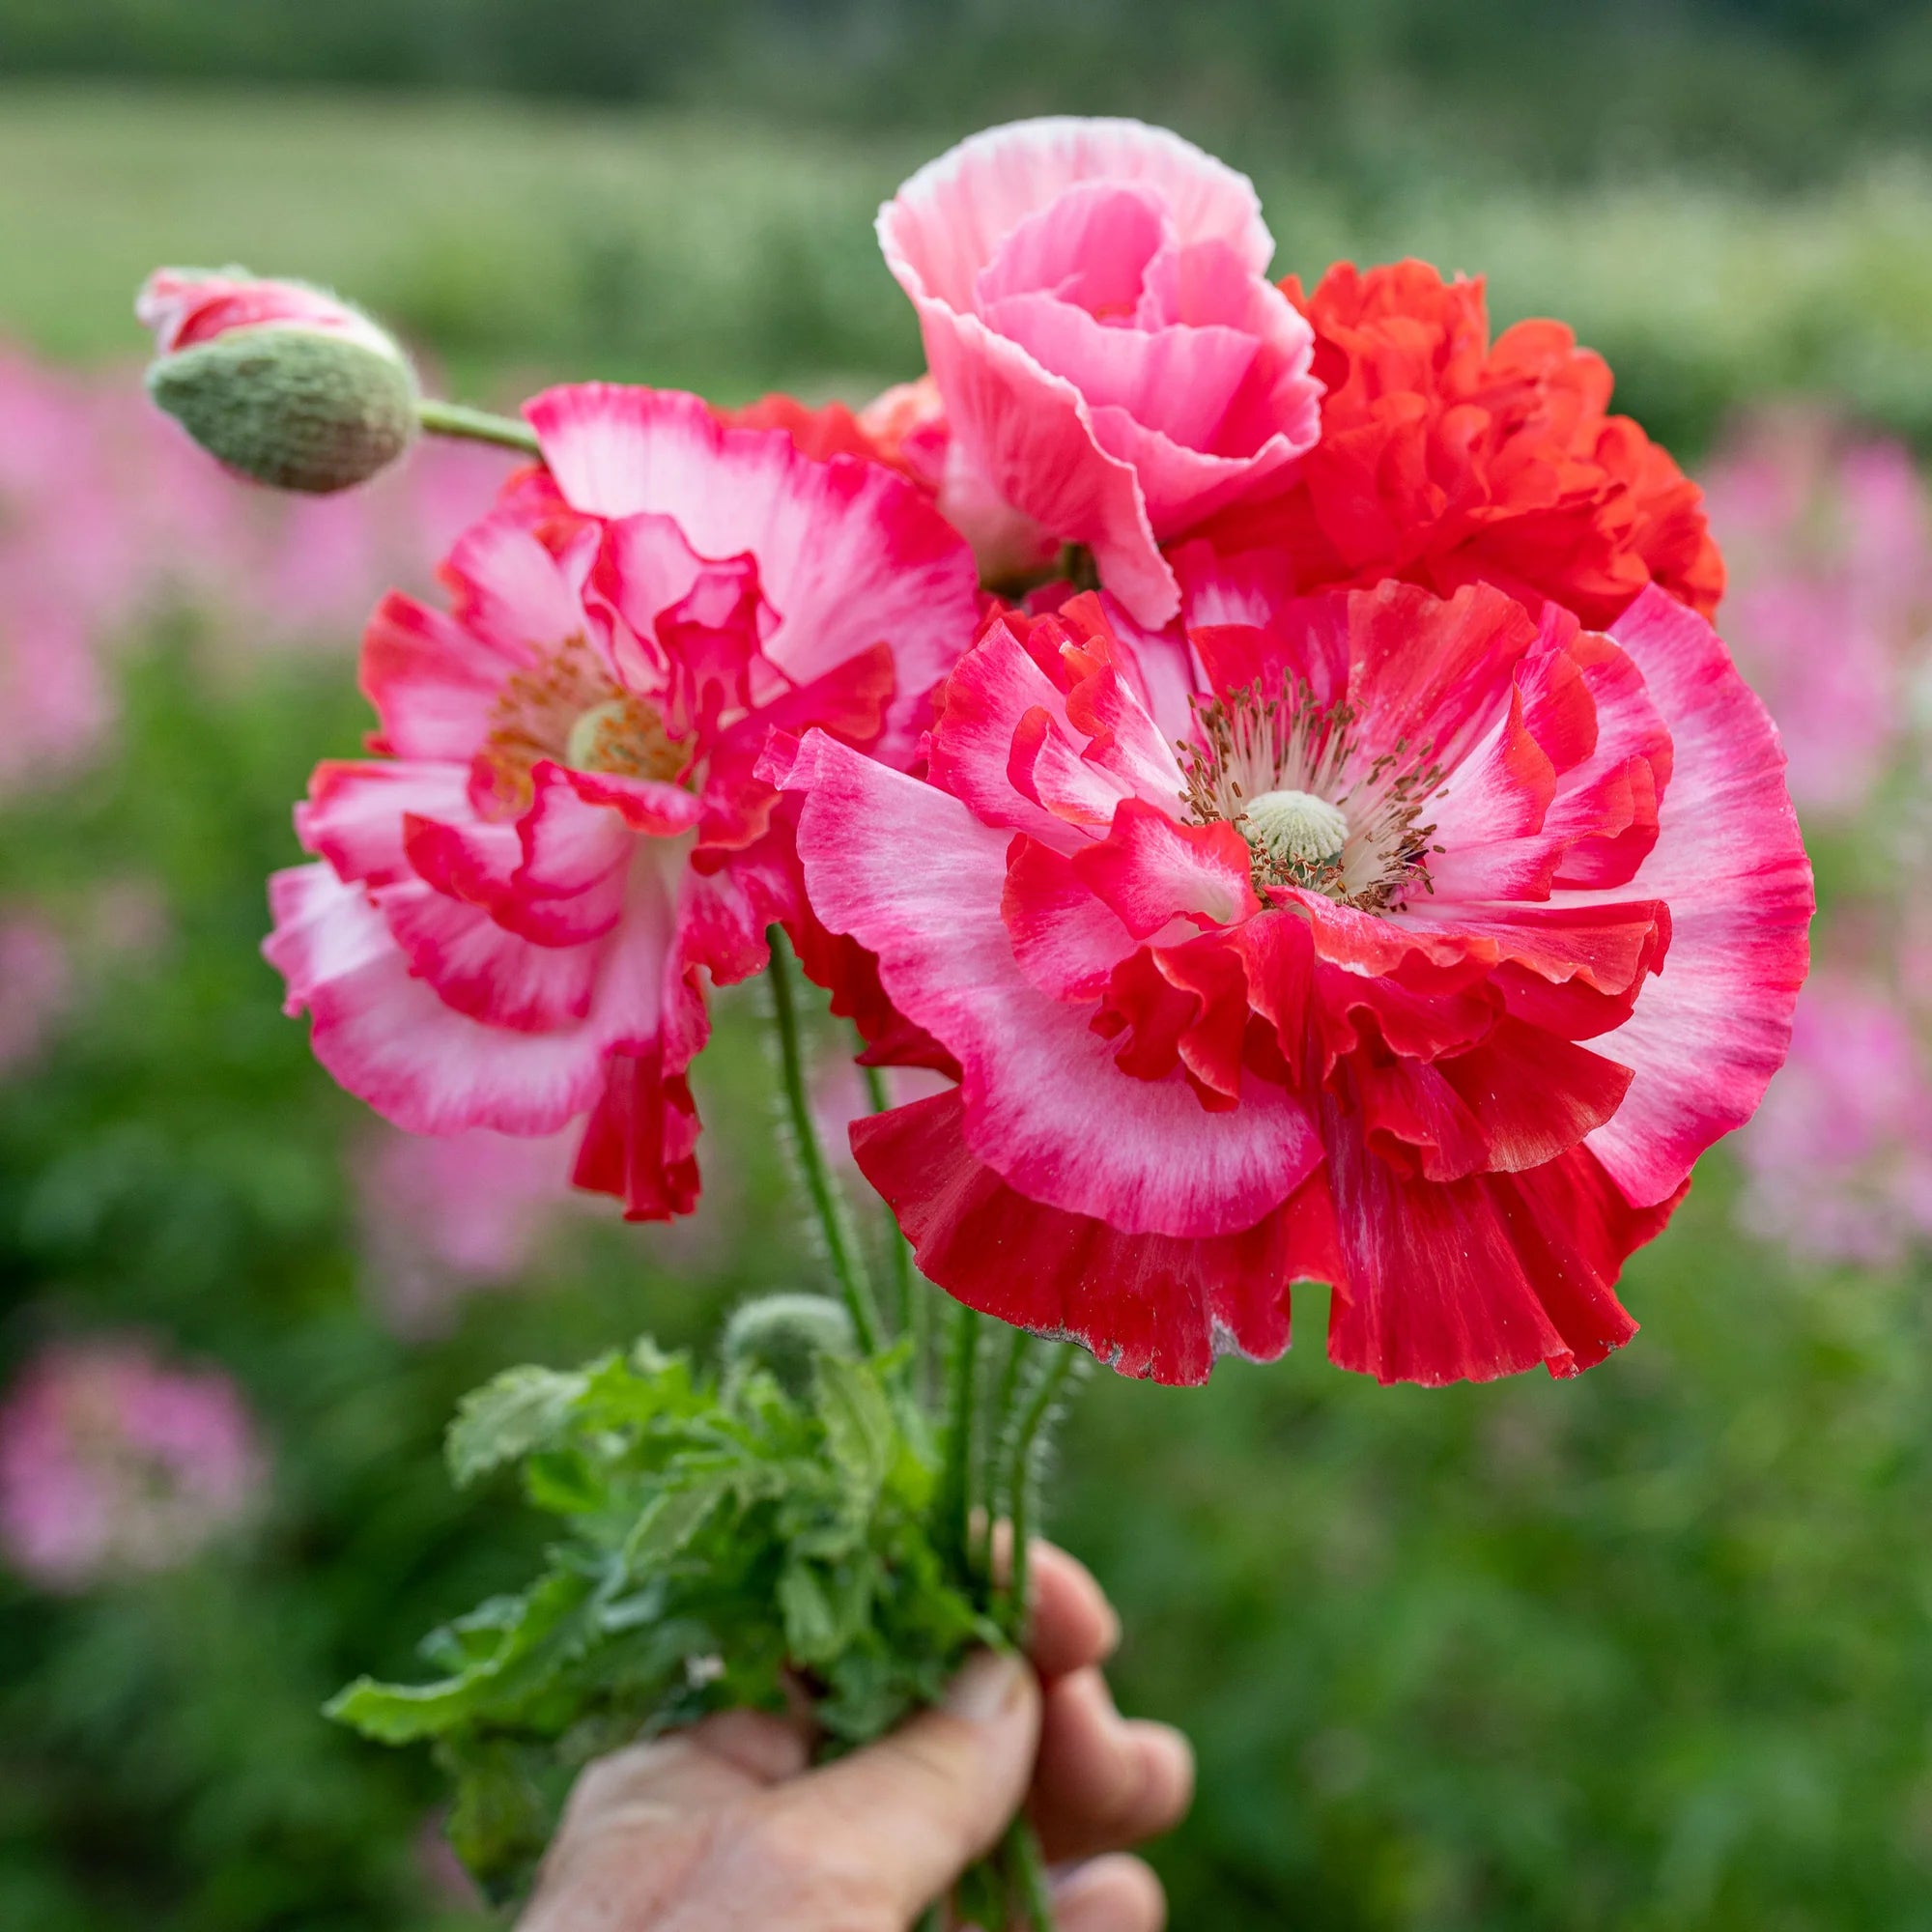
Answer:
[{"left": 137, "top": 118, "right": 1812, "bottom": 1922}]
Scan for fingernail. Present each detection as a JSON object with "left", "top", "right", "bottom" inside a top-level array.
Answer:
[
  {"left": 944, "top": 1650, "right": 1026, "bottom": 1723},
  {"left": 1096, "top": 1597, "right": 1122, "bottom": 1659}
]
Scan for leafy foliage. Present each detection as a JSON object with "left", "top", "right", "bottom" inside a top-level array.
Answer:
[{"left": 327, "top": 1332, "right": 989, "bottom": 1900}]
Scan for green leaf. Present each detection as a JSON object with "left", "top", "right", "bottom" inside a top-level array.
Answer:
[
  {"left": 815, "top": 1647, "right": 914, "bottom": 1743},
  {"left": 418, "top": 1594, "right": 526, "bottom": 1673},
  {"left": 778, "top": 1559, "right": 839, "bottom": 1664},
  {"left": 446, "top": 1365, "right": 590, "bottom": 1487},
  {"left": 620, "top": 1478, "right": 730, "bottom": 1572},
  {"left": 439, "top": 1735, "right": 558, "bottom": 1905},
  {"left": 326, "top": 1671, "right": 486, "bottom": 1746},
  {"left": 779, "top": 1553, "right": 879, "bottom": 1667},
  {"left": 813, "top": 1354, "right": 895, "bottom": 1500},
  {"left": 523, "top": 1448, "right": 611, "bottom": 1517},
  {"left": 326, "top": 1569, "right": 595, "bottom": 1743}
]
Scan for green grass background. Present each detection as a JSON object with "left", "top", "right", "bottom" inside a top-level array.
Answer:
[{"left": 2, "top": 74, "right": 1931, "bottom": 1932}]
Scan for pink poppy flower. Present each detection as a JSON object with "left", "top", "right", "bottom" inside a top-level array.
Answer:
[
  {"left": 1736, "top": 971, "right": 1932, "bottom": 1269},
  {"left": 0, "top": 1339, "right": 265, "bottom": 1591},
  {"left": 774, "top": 552, "right": 1811, "bottom": 1386},
  {"left": 265, "top": 384, "right": 980, "bottom": 1218},
  {"left": 878, "top": 119, "right": 1323, "bottom": 627}
]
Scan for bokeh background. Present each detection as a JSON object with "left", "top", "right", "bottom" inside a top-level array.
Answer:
[{"left": 4, "top": 6, "right": 1932, "bottom": 1928}]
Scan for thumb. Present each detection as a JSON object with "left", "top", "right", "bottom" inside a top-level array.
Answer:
[{"left": 760, "top": 1650, "right": 1040, "bottom": 1918}]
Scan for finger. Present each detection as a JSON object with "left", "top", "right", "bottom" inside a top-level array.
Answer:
[
  {"left": 1053, "top": 1853, "right": 1168, "bottom": 1932},
  {"left": 1026, "top": 1542, "right": 1121, "bottom": 1682},
  {"left": 562, "top": 1709, "right": 811, "bottom": 1829},
  {"left": 759, "top": 1650, "right": 1039, "bottom": 1918},
  {"left": 1030, "top": 1669, "right": 1195, "bottom": 1862}
]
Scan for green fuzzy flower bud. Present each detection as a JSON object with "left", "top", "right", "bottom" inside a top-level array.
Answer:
[
  {"left": 721, "top": 1293, "right": 858, "bottom": 1399},
  {"left": 146, "top": 327, "right": 419, "bottom": 495}
]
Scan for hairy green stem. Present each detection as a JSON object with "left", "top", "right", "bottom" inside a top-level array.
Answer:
[
  {"left": 763, "top": 927, "right": 882, "bottom": 1354},
  {"left": 1003, "top": 1344, "right": 1083, "bottom": 1640},
  {"left": 1006, "top": 1814, "right": 1058, "bottom": 1931},
  {"left": 936, "top": 1301, "right": 983, "bottom": 1581},
  {"left": 988, "top": 1329, "right": 1037, "bottom": 1530},
  {"left": 415, "top": 396, "right": 541, "bottom": 455},
  {"left": 861, "top": 1058, "right": 922, "bottom": 1358}
]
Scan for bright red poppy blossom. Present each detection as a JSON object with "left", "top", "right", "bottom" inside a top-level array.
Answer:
[
  {"left": 773, "top": 552, "right": 1810, "bottom": 1385},
  {"left": 264, "top": 383, "right": 980, "bottom": 1218},
  {"left": 1196, "top": 259, "right": 1724, "bottom": 632}
]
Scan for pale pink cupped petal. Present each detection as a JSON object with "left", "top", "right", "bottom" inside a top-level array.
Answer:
[{"left": 878, "top": 118, "right": 1321, "bottom": 628}]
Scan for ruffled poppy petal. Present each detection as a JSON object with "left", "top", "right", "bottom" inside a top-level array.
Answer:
[
  {"left": 1322, "top": 1093, "right": 1676, "bottom": 1386},
  {"left": 525, "top": 383, "right": 977, "bottom": 761},
  {"left": 784, "top": 730, "right": 1323, "bottom": 1236},
  {"left": 852, "top": 1087, "right": 1345, "bottom": 1384},
  {"left": 1579, "top": 587, "right": 1813, "bottom": 1206}
]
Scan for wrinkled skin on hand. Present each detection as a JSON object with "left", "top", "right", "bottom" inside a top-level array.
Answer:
[{"left": 518, "top": 1544, "right": 1193, "bottom": 1932}]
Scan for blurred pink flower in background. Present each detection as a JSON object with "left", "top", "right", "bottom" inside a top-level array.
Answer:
[
  {"left": 354, "top": 1125, "right": 584, "bottom": 1338},
  {"left": 0, "top": 913, "right": 70, "bottom": 1076},
  {"left": 0, "top": 353, "right": 132, "bottom": 793},
  {"left": 245, "top": 435, "right": 519, "bottom": 642},
  {"left": 811, "top": 1051, "right": 951, "bottom": 1176},
  {"left": 77, "top": 875, "right": 171, "bottom": 960},
  {"left": 0, "top": 1338, "right": 266, "bottom": 1591},
  {"left": 1703, "top": 412, "right": 1932, "bottom": 818},
  {"left": 355, "top": 1109, "right": 741, "bottom": 1336},
  {"left": 1709, "top": 412, "right": 1932, "bottom": 1272},
  {"left": 1736, "top": 971, "right": 1932, "bottom": 1269},
  {"left": 0, "top": 339, "right": 518, "bottom": 794}
]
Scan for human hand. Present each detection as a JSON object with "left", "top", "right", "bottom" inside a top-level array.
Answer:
[{"left": 516, "top": 1542, "right": 1194, "bottom": 1930}]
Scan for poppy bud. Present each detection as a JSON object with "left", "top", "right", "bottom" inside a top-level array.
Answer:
[
  {"left": 136, "top": 268, "right": 417, "bottom": 494},
  {"left": 721, "top": 1293, "right": 858, "bottom": 1399}
]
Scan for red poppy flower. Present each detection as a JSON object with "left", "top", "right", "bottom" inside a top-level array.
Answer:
[
  {"left": 772, "top": 551, "right": 1809, "bottom": 1386},
  {"left": 1195, "top": 259, "right": 1723, "bottom": 631}
]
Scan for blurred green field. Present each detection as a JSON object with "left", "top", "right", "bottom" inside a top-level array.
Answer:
[
  {"left": 5, "top": 79, "right": 1932, "bottom": 1932},
  {"left": 8, "top": 84, "right": 1932, "bottom": 450}
]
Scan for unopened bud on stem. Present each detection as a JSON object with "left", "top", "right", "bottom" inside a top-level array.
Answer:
[
  {"left": 722, "top": 1293, "right": 857, "bottom": 1399},
  {"left": 136, "top": 267, "right": 419, "bottom": 493}
]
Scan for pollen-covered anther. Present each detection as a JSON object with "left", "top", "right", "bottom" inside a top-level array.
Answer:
[
  {"left": 564, "top": 696, "right": 688, "bottom": 783},
  {"left": 1240, "top": 788, "right": 1349, "bottom": 869},
  {"left": 475, "top": 636, "right": 691, "bottom": 813}
]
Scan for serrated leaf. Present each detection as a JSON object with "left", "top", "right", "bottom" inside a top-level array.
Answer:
[
  {"left": 813, "top": 1355, "right": 895, "bottom": 1499},
  {"left": 816, "top": 1646, "right": 914, "bottom": 1741},
  {"left": 620, "top": 1478, "right": 730, "bottom": 1572},
  {"left": 580, "top": 1345, "right": 706, "bottom": 1430},
  {"left": 523, "top": 1448, "right": 610, "bottom": 1517},
  {"left": 327, "top": 1569, "right": 594, "bottom": 1743},
  {"left": 326, "top": 1671, "right": 484, "bottom": 1746},
  {"left": 446, "top": 1365, "right": 590, "bottom": 1487},
  {"left": 418, "top": 1594, "right": 526, "bottom": 1672},
  {"left": 778, "top": 1559, "right": 838, "bottom": 1663},
  {"left": 779, "top": 1553, "right": 879, "bottom": 1667}
]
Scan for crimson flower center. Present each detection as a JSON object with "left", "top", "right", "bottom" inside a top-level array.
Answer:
[
  {"left": 476, "top": 636, "right": 690, "bottom": 814},
  {"left": 1178, "top": 678, "right": 1442, "bottom": 912}
]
